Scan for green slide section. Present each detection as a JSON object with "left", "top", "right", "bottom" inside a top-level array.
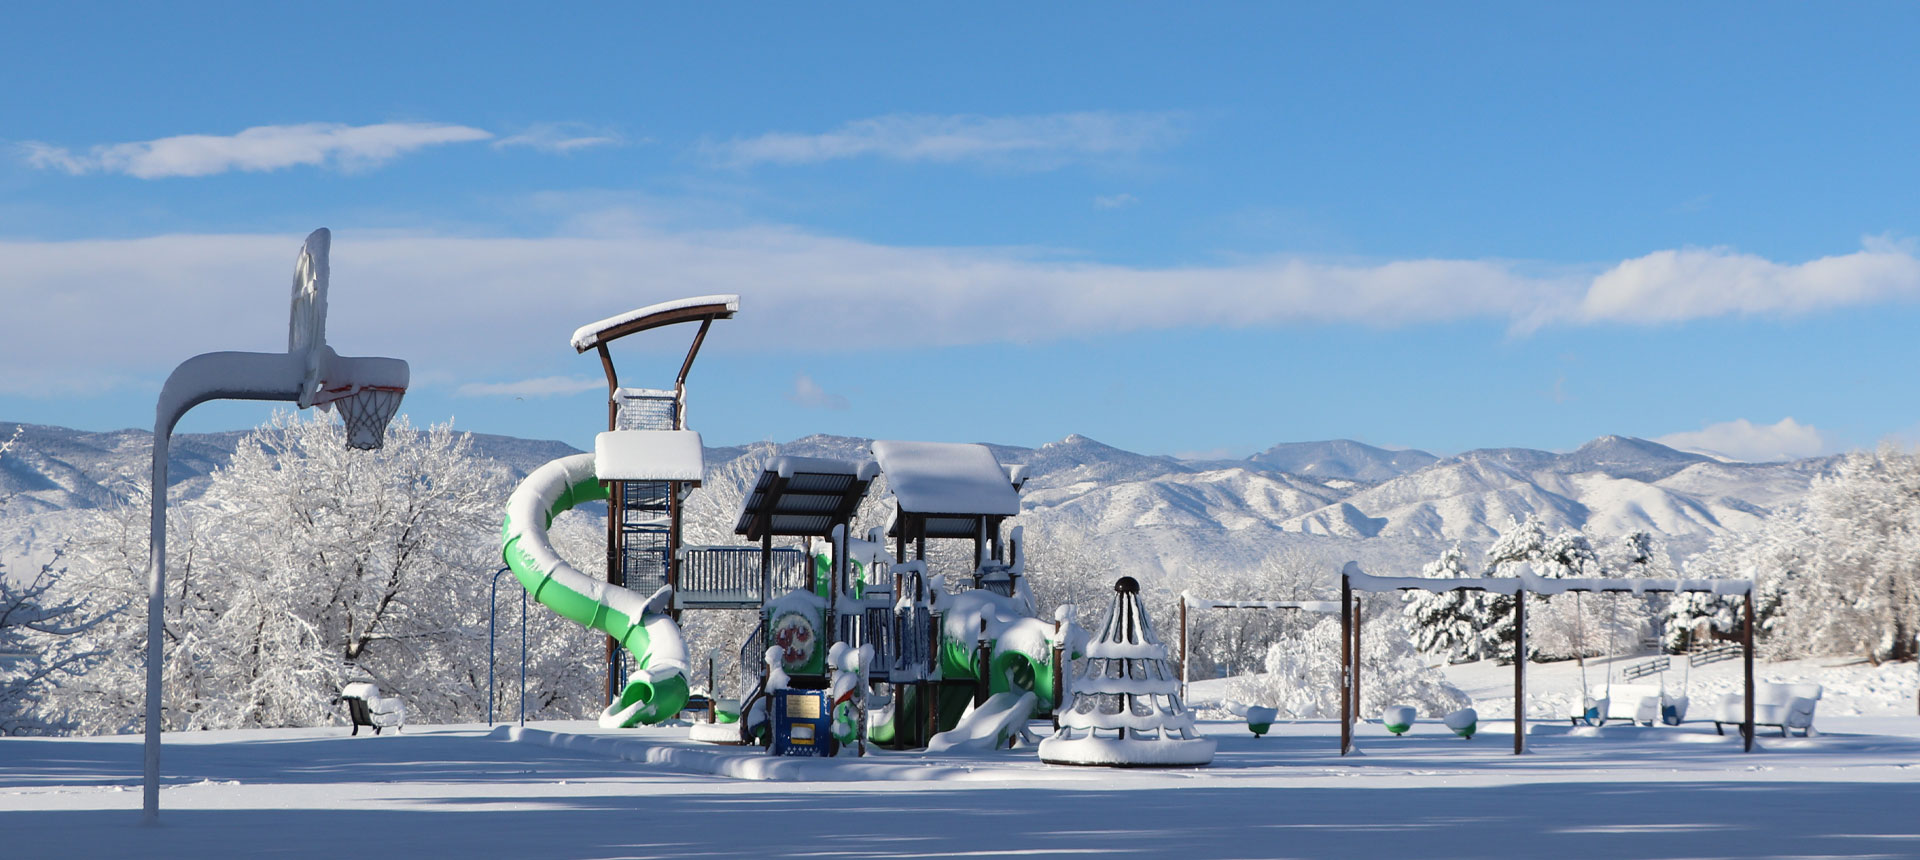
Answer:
[
  {"left": 502, "top": 452, "right": 690, "bottom": 727},
  {"left": 940, "top": 632, "right": 1058, "bottom": 714}
]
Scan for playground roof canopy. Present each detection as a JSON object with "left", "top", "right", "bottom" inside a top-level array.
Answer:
[
  {"left": 571, "top": 294, "right": 739, "bottom": 353},
  {"left": 735, "top": 456, "right": 878, "bottom": 540},
  {"left": 872, "top": 441, "right": 1022, "bottom": 517}
]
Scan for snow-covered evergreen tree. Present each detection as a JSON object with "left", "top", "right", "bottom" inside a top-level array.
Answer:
[
  {"left": 1474, "top": 514, "right": 1643, "bottom": 662},
  {"left": 1401, "top": 544, "right": 1488, "bottom": 661}
]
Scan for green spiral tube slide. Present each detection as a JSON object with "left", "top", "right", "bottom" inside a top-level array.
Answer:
[{"left": 502, "top": 453, "right": 690, "bottom": 727}]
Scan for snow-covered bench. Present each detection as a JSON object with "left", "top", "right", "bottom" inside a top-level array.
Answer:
[
  {"left": 341, "top": 682, "right": 405, "bottom": 736},
  {"left": 1567, "top": 683, "right": 1664, "bottom": 726},
  {"left": 1713, "top": 683, "right": 1820, "bottom": 737}
]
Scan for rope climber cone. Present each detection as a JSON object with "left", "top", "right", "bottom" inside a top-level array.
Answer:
[{"left": 1040, "top": 576, "right": 1215, "bottom": 767}]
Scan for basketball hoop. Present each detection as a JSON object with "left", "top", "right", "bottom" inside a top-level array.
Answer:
[
  {"left": 286, "top": 229, "right": 409, "bottom": 450},
  {"left": 318, "top": 384, "right": 407, "bottom": 450},
  {"left": 146, "top": 226, "right": 412, "bottom": 823}
]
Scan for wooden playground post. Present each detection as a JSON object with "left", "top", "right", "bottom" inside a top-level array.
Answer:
[
  {"left": 1340, "top": 573, "right": 1352, "bottom": 756},
  {"left": 1051, "top": 619, "right": 1064, "bottom": 731},
  {"left": 1352, "top": 591, "right": 1363, "bottom": 734},
  {"left": 975, "top": 618, "right": 990, "bottom": 707},
  {"left": 1743, "top": 589, "right": 1756, "bottom": 752},
  {"left": 1514, "top": 589, "right": 1527, "bottom": 756},
  {"left": 1178, "top": 596, "right": 1188, "bottom": 703}
]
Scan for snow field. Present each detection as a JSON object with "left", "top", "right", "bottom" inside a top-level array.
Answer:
[{"left": 7, "top": 709, "right": 1920, "bottom": 859}]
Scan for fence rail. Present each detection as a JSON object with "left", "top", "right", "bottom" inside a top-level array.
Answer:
[
  {"left": 1621, "top": 656, "right": 1671, "bottom": 680},
  {"left": 1691, "top": 642, "right": 1742, "bottom": 666}
]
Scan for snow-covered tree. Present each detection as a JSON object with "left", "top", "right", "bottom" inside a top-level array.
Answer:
[
  {"left": 1230, "top": 604, "right": 1469, "bottom": 720},
  {"left": 0, "top": 555, "right": 115, "bottom": 735},
  {"left": 1401, "top": 544, "right": 1490, "bottom": 662},
  {"left": 1172, "top": 545, "right": 1334, "bottom": 680},
  {"left": 1475, "top": 514, "right": 1643, "bottom": 662},
  {"left": 1689, "top": 445, "right": 1920, "bottom": 663},
  {"left": 49, "top": 412, "right": 516, "bottom": 732},
  {"left": 0, "top": 429, "right": 115, "bottom": 735}
]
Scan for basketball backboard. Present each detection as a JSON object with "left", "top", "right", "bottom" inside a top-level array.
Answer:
[{"left": 290, "top": 228, "right": 331, "bottom": 409}]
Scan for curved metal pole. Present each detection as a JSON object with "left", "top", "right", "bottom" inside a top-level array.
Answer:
[{"left": 145, "top": 351, "right": 307, "bottom": 825}]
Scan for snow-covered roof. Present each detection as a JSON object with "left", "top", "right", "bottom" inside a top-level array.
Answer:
[
  {"left": 871, "top": 440, "right": 1021, "bottom": 516},
  {"left": 734, "top": 455, "right": 879, "bottom": 539},
  {"left": 772, "top": 455, "right": 880, "bottom": 483},
  {"left": 571, "top": 294, "right": 739, "bottom": 352},
  {"left": 1341, "top": 561, "right": 1753, "bottom": 596},
  {"left": 595, "top": 430, "right": 705, "bottom": 482}
]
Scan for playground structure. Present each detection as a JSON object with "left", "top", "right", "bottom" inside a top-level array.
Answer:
[
  {"left": 1337, "top": 562, "right": 1760, "bottom": 754},
  {"left": 500, "top": 296, "right": 1090, "bottom": 756},
  {"left": 489, "top": 296, "right": 1786, "bottom": 767}
]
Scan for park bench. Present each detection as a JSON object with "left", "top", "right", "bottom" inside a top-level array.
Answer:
[
  {"left": 341, "top": 682, "right": 406, "bottom": 736},
  {"left": 1568, "top": 683, "right": 1665, "bottom": 726},
  {"left": 1713, "top": 682, "right": 1821, "bottom": 737}
]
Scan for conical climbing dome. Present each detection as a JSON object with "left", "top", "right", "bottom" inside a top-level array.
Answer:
[{"left": 1039, "top": 576, "right": 1215, "bottom": 767}]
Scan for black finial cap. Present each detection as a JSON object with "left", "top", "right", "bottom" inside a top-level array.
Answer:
[{"left": 1114, "top": 576, "right": 1139, "bottom": 594}]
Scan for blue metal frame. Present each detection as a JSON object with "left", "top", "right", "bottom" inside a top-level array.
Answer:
[{"left": 488, "top": 566, "right": 528, "bottom": 726}]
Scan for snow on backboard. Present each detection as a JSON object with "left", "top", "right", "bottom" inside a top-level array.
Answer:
[
  {"left": 289, "top": 228, "right": 330, "bottom": 408},
  {"left": 871, "top": 440, "right": 1021, "bottom": 516}
]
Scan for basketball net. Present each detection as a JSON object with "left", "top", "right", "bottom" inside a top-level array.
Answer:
[{"left": 316, "top": 385, "right": 406, "bottom": 450}]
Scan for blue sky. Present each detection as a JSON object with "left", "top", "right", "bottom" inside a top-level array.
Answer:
[{"left": 4, "top": 3, "right": 1918, "bottom": 460}]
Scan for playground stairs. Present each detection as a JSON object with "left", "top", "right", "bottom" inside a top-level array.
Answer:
[{"left": 612, "top": 390, "right": 677, "bottom": 596}]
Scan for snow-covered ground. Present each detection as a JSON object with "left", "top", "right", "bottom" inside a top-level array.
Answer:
[{"left": 7, "top": 673, "right": 1920, "bottom": 860}]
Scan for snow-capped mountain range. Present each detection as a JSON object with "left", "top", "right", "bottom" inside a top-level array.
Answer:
[{"left": 0, "top": 420, "right": 1834, "bottom": 583}]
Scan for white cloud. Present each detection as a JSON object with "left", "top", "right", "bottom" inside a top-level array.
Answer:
[
  {"left": 18, "top": 122, "right": 493, "bottom": 178},
  {"left": 493, "top": 123, "right": 624, "bottom": 154},
  {"left": 3, "top": 222, "right": 1919, "bottom": 400},
  {"left": 786, "top": 374, "right": 848, "bottom": 410},
  {"left": 709, "top": 111, "right": 1184, "bottom": 169},
  {"left": 455, "top": 376, "right": 605, "bottom": 398},
  {"left": 1576, "top": 237, "right": 1920, "bottom": 325},
  {"left": 1094, "top": 193, "right": 1139, "bottom": 210},
  {"left": 1656, "top": 418, "right": 1829, "bottom": 463}
]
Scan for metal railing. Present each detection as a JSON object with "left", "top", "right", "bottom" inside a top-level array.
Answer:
[
  {"left": 738, "top": 623, "right": 767, "bottom": 699},
  {"left": 678, "top": 546, "right": 811, "bottom": 608},
  {"left": 615, "top": 390, "right": 678, "bottom": 431}
]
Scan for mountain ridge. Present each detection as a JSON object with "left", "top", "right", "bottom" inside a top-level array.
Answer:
[{"left": 2, "top": 421, "right": 1834, "bottom": 585}]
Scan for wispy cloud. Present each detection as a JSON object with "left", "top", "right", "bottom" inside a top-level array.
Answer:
[
  {"left": 1094, "top": 193, "right": 1139, "bottom": 210},
  {"left": 1656, "top": 417, "right": 1828, "bottom": 463},
  {"left": 493, "top": 123, "right": 625, "bottom": 154},
  {"left": 1576, "top": 236, "right": 1920, "bottom": 325},
  {"left": 455, "top": 376, "right": 605, "bottom": 398},
  {"left": 4, "top": 224, "right": 1919, "bottom": 397},
  {"left": 786, "top": 373, "right": 849, "bottom": 410},
  {"left": 19, "top": 122, "right": 493, "bottom": 179},
  {"left": 708, "top": 111, "right": 1184, "bottom": 169}
]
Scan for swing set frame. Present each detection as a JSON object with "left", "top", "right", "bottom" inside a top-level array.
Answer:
[{"left": 1337, "top": 562, "right": 1757, "bottom": 755}]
